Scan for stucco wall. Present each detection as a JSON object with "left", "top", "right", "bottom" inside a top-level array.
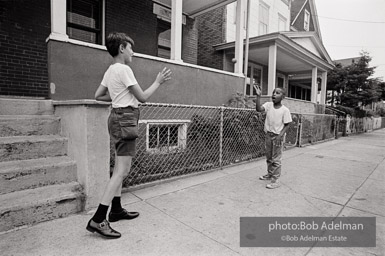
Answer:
[
  {"left": 54, "top": 101, "right": 111, "bottom": 209},
  {"left": 48, "top": 40, "right": 244, "bottom": 106}
]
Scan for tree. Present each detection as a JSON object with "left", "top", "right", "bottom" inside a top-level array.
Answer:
[
  {"left": 378, "top": 81, "right": 385, "bottom": 101},
  {"left": 327, "top": 51, "right": 381, "bottom": 110},
  {"left": 326, "top": 62, "right": 347, "bottom": 106}
]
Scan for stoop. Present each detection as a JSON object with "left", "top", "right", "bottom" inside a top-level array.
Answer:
[{"left": 0, "top": 98, "right": 84, "bottom": 233}]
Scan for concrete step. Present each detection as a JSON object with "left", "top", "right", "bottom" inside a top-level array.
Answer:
[
  {"left": 0, "top": 182, "right": 84, "bottom": 233},
  {"left": 0, "top": 98, "right": 54, "bottom": 115},
  {"left": 0, "top": 156, "right": 77, "bottom": 195},
  {"left": 0, "top": 115, "right": 60, "bottom": 137},
  {"left": 0, "top": 135, "right": 68, "bottom": 162}
]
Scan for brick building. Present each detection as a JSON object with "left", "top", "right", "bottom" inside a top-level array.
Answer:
[
  {"left": 1, "top": 0, "right": 333, "bottom": 112},
  {"left": 0, "top": 0, "right": 229, "bottom": 103}
]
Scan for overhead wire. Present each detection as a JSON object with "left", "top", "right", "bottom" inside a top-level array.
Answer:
[{"left": 314, "top": 15, "right": 385, "bottom": 24}]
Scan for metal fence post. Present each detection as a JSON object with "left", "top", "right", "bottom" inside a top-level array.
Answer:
[
  {"left": 219, "top": 106, "right": 224, "bottom": 169},
  {"left": 298, "top": 114, "right": 303, "bottom": 147},
  {"left": 334, "top": 116, "right": 338, "bottom": 139}
]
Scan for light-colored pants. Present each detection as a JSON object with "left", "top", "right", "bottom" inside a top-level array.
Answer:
[{"left": 265, "top": 132, "right": 284, "bottom": 181}]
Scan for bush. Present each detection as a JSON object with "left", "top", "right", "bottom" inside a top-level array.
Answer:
[
  {"left": 375, "top": 107, "right": 385, "bottom": 117},
  {"left": 226, "top": 92, "right": 255, "bottom": 109},
  {"left": 333, "top": 105, "right": 355, "bottom": 116},
  {"left": 333, "top": 105, "right": 376, "bottom": 117},
  {"left": 364, "top": 109, "right": 375, "bottom": 117}
]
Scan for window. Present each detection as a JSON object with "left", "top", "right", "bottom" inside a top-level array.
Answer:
[
  {"left": 158, "top": 29, "right": 171, "bottom": 59},
  {"left": 276, "top": 73, "right": 285, "bottom": 88},
  {"left": 278, "top": 14, "right": 287, "bottom": 32},
  {"left": 304, "top": 10, "right": 310, "bottom": 31},
  {"left": 288, "top": 84, "right": 311, "bottom": 101},
  {"left": 153, "top": 3, "right": 186, "bottom": 59},
  {"left": 245, "top": 64, "right": 263, "bottom": 96},
  {"left": 259, "top": 2, "right": 269, "bottom": 35},
  {"left": 67, "top": 0, "right": 103, "bottom": 44},
  {"left": 145, "top": 121, "right": 188, "bottom": 153}
]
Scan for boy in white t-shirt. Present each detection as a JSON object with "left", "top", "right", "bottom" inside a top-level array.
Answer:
[
  {"left": 87, "top": 32, "right": 171, "bottom": 238},
  {"left": 254, "top": 84, "right": 292, "bottom": 189}
]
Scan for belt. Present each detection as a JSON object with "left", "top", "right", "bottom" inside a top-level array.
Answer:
[{"left": 113, "top": 106, "right": 137, "bottom": 111}]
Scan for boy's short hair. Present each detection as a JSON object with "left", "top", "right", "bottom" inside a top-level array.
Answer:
[
  {"left": 106, "top": 32, "right": 135, "bottom": 57},
  {"left": 273, "top": 88, "right": 286, "bottom": 97}
]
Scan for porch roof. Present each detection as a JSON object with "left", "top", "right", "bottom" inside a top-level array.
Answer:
[
  {"left": 213, "top": 32, "right": 335, "bottom": 75},
  {"left": 153, "top": 0, "right": 236, "bottom": 17}
]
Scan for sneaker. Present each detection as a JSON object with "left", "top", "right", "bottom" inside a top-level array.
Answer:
[
  {"left": 108, "top": 209, "right": 139, "bottom": 222},
  {"left": 259, "top": 174, "right": 272, "bottom": 180},
  {"left": 86, "top": 219, "right": 121, "bottom": 239},
  {"left": 266, "top": 181, "right": 281, "bottom": 189}
]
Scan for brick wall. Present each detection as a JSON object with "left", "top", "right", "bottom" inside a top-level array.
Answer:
[
  {"left": 105, "top": 0, "right": 198, "bottom": 64},
  {"left": 182, "top": 17, "right": 198, "bottom": 65},
  {"left": 196, "top": 7, "right": 226, "bottom": 70},
  {"left": 0, "top": 0, "right": 199, "bottom": 98},
  {"left": 0, "top": 0, "right": 50, "bottom": 98},
  {"left": 105, "top": 0, "right": 158, "bottom": 56}
]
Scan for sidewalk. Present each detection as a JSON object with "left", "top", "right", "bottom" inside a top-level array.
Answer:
[{"left": 1, "top": 129, "right": 384, "bottom": 256}]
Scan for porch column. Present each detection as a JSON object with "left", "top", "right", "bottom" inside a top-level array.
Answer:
[
  {"left": 171, "top": 0, "right": 183, "bottom": 62},
  {"left": 268, "top": 43, "right": 277, "bottom": 95},
  {"left": 320, "top": 71, "right": 328, "bottom": 104},
  {"left": 311, "top": 66, "right": 318, "bottom": 103},
  {"left": 234, "top": 0, "right": 246, "bottom": 74},
  {"left": 50, "top": 0, "right": 69, "bottom": 40}
]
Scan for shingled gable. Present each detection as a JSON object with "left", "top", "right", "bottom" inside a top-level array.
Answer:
[{"left": 290, "top": 0, "right": 322, "bottom": 40}]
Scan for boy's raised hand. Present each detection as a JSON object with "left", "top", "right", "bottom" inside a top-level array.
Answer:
[
  {"left": 253, "top": 83, "right": 262, "bottom": 96},
  {"left": 156, "top": 67, "right": 172, "bottom": 85}
]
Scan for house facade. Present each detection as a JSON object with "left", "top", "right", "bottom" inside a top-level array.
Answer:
[
  {"left": 0, "top": 0, "right": 244, "bottom": 106},
  {"left": 197, "top": 0, "right": 334, "bottom": 113},
  {"left": 0, "top": 0, "right": 333, "bottom": 112}
]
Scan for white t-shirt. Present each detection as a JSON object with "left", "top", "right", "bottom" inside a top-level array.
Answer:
[
  {"left": 101, "top": 63, "right": 140, "bottom": 108},
  {"left": 262, "top": 102, "right": 292, "bottom": 134}
]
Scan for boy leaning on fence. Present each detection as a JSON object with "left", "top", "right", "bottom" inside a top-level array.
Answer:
[
  {"left": 254, "top": 84, "right": 292, "bottom": 189},
  {"left": 88, "top": 32, "right": 172, "bottom": 239}
]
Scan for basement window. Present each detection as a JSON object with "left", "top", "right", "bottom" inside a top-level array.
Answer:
[{"left": 144, "top": 121, "right": 189, "bottom": 154}]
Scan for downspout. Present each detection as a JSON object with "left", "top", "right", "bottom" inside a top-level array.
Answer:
[{"left": 243, "top": 0, "right": 251, "bottom": 94}]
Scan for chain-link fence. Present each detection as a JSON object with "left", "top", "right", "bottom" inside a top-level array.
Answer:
[
  {"left": 117, "top": 104, "right": 272, "bottom": 186},
  {"left": 108, "top": 103, "right": 302, "bottom": 187},
  {"left": 285, "top": 113, "right": 300, "bottom": 149},
  {"left": 298, "top": 114, "right": 336, "bottom": 147},
  {"left": 107, "top": 103, "right": 382, "bottom": 187},
  {"left": 336, "top": 117, "right": 347, "bottom": 138}
]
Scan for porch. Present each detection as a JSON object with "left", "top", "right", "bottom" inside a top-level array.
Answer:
[
  {"left": 47, "top": 0, "right": 330, "bottom": 112},
  {"left": 214, "top": 32, "right": 334, "bottom": 106}
]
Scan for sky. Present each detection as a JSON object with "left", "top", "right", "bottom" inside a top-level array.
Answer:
[{"left": 314, "top": 0, "right": 385, "bottom": 81}]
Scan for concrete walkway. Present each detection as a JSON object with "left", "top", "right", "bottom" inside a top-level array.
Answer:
[{"left": 1, "top": 129, "right": 384, "bottom": 256}]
